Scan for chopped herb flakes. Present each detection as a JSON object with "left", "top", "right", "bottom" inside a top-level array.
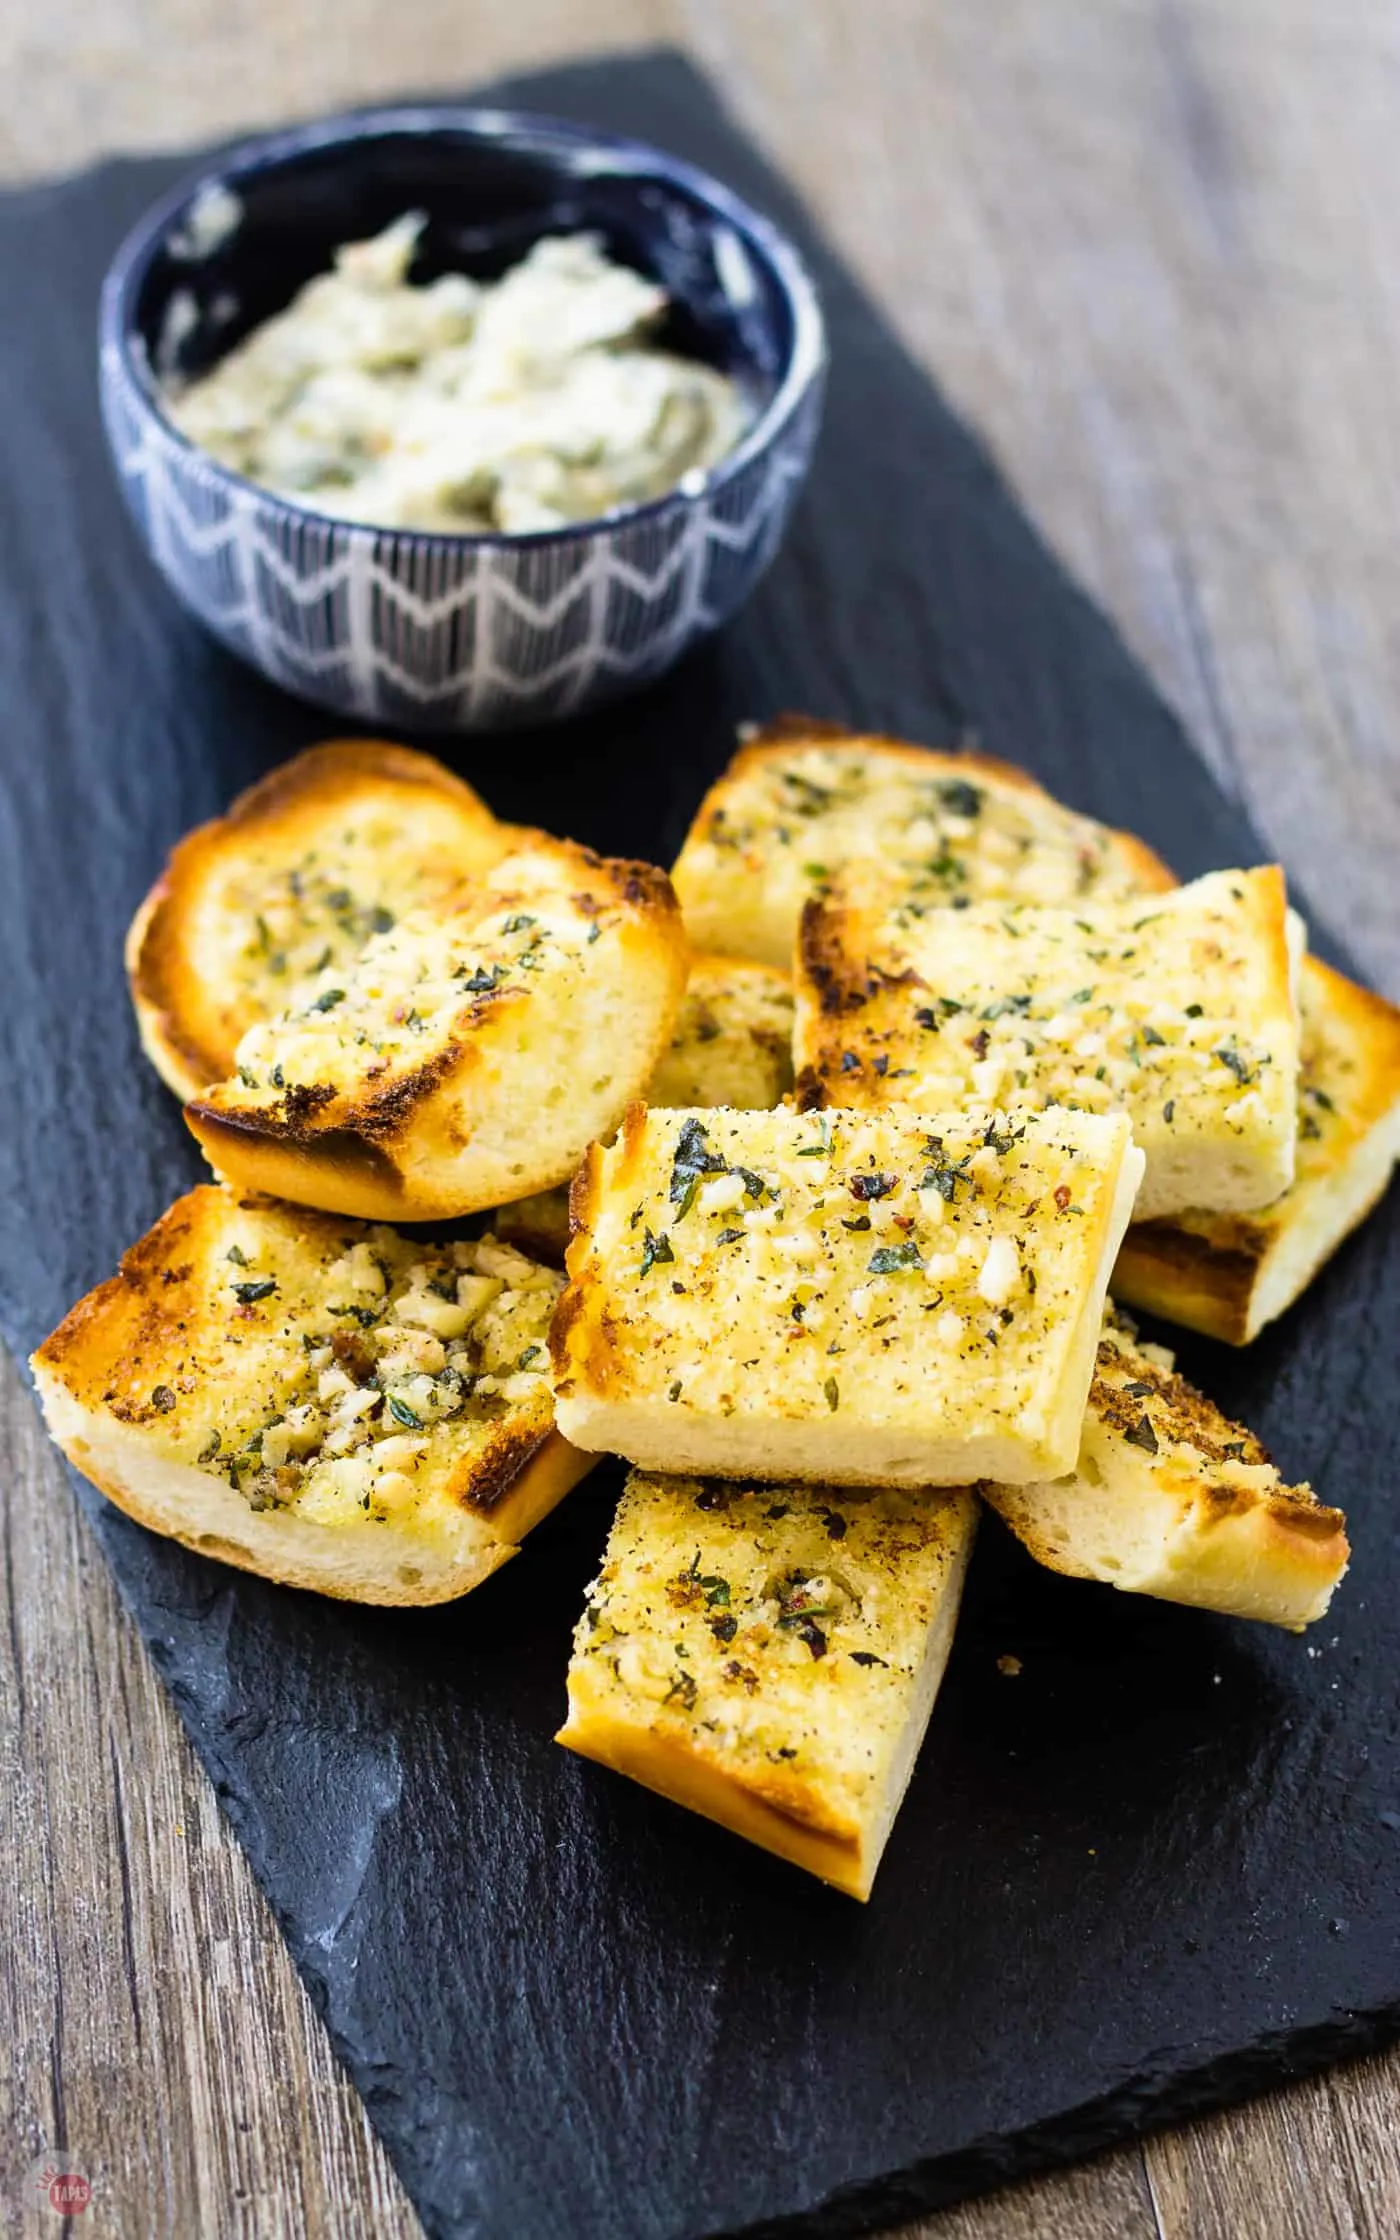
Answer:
[{"left": 639, "top": 1228, "right": 676, "bottom": 1277}]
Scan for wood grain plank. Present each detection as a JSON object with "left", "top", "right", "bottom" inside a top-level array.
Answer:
[
  {"left": 2, "top": 4, "right": 1398, "bottom": 2237},
  {"left": 0, "top": 1346, "right": 421, "bottom": 2239}
]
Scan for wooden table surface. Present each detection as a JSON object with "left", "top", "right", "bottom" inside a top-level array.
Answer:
[{"left": 4, "top": 3, "right": 1399, "bottom": 2235}]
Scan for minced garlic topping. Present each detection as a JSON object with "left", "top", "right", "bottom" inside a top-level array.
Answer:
[
  {"left": 178, "top": 1221, "right": 560, "bottom": 1538},
  {"left": 576, "top": 1104, "right": 1130, "bottom": 1430},
  {"left": 165, "top": 217, "right": 748, "bottom": 533},
  {"left": 570, "top": 1470, "right": 972, "bottom": 1817}
]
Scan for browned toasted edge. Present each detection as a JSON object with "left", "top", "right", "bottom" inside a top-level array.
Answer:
[
  {"left": 184, "top": 845, "right": 686, "bottom": 1212},
  {"left": 32, "top": 1181, "right": 593, "bottom": 1602},
  {"left": 980, "top": 1319, "right": 1349, "bottom": 1607},
  {"left": 1092, "top": 1321, "right": 1347, "bottom": 1545},
  {"left": 550, "top": 1102, "right": 652, "bottom": 1403},
  {"left": 1113, "top": 954, "right": 1400, "bottom": 1343},
  {"left": 791, "top": 880, "right": 888, "bottom": 1111},
  {"left": 128, "top": 739, "right": 501, "bottom": 1096},
  {"left": 556, "top": 1703, "right": 871, "bottom": 1897}
]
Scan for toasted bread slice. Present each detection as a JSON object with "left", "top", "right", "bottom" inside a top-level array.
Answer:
[
  {"left": 185, "top": 836, "right": 689, "bottom": 1222},
  {"left": 982, "top": 1311, "right": 1348, "bottom": 1628},
  {"left": 558, "top": 1468, "right": 977, "bottom": 1899},
  {"left": 496, "top": 954, "right": 795, "bottom": 1262},
  {"left": 128, "top": 739, "right": 513, "bottom": 1101},
  {"left": 551, "top": 1102, "right": 1144, "bottom": 1487},
  {"left": 1114, "top": 957, "right": 1400, "bottom": 1342},
  {"left": 671, "top": 716, "right": 1175, "bottom": 969},
  {"left": 31, "top": 1186, "right": 595, "bottom": 1605},
  {"left": 796, "top": 863, "right": 1302, "bottom": 1222}
]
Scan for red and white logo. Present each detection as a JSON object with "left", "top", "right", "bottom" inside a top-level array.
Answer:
[{"left": 28, "top": 2158, "right": 94, "bottom": 2215}]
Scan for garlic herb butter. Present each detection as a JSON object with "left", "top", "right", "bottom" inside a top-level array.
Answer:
[{"left": 165, "top": 215, "right": 749, "bottom": 534}]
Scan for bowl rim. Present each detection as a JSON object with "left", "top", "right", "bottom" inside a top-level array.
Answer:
[{"left": 98, "top": 100, "right": 828, "bottom": 552}]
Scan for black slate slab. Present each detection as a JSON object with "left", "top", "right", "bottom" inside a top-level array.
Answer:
[{"left": 1, "top": 49, "right": 1397, "bottom": 2240}]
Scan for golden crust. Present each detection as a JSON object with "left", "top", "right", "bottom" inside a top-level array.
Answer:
[
  {"left": 1113, "top": 956, "right": 1400, "bottom": 1341},
  {"left": 185, "top": 843, "right": 689, "bottom": 1222},
  {"left": 982, "top": 1312, "right": 1348, "bottom": 1629},
  {"left": 128, "top": 738, "right": 509, "bottom": 1100},
  {"left": 557, "top": 1468, "right": 978, "bottom": 1898},
  {"left": 31, "top": 1185, "right": 595, "bottom": 1604}
]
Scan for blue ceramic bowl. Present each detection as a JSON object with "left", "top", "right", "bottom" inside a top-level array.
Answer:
[{"left": 98, "top": 105, "right": 827, "bottom": 733}]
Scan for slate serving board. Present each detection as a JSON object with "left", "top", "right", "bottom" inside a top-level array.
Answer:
[{"left": 2, "top": 48, "right": 1397, "bottom": 2240}]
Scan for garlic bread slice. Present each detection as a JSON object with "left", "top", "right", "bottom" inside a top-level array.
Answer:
[
  {"left": 983, "top": 1311, "right": 1348, "bottom": 1629},
  {"left": 551, "top": 1102, "right": 1143, "bottom": 1487},
  {"left": 671, "top": 716, "right": 1174, "bottom": 969},
  {"left": 1114, "top": 956, "right": 1400, "bottom": 1342},
  {"left": 496, "top": 953, "right": 795, "bottom": 1263},
  {"left": 558, "top": 1469, "right": 978, "bottom": 1899},
  {"left": 31, "top": 1186, "right": 595, "bottom": 1605},
  {"left": 128, "top": 738, "right": 512, "bottom": 1100},
  {"left": 797, "top": 863, "right": 1301, "bottom": 1221},
  {"left": 186, "top": 836, "right": 688, "bottom": 1221}
]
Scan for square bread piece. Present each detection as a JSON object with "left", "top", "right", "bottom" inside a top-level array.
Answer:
[
  {"left": 495, "top": 952, "right": 796, "bottom": 1263},
  {"left": 982, "top": 1311, "right": 1348, "bottom": 1630},
  {"left": 558, "top": 1469, "right": 978, "bottom": 1899},
  {"left": 127, "top": 738, "right": 513, "bottom": 1102},
  {"left": 796, "top": 863, "right": 1301, "bottom": 1222},
  {"left": 671, "top": 716, "right": 1174, "bottom": 969},
  {"left": 1114, "top": 956, "right": 1400, "bottom": 1342},
  {"left": 551, "top": 1102, "right": 1144, "bottom": 1487},
  {"left": 186, "top": 834, "right": 688, "bottom": 1223},
  {"left": 31, "top": 1186, "right": 595, "bottom": 1606}
]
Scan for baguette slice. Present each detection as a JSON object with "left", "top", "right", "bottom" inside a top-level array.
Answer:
[
  {"left": 671, "top": 716, "right": 1174, "bottom": 969},
  {"left": 1114, "top": 956, "right": 1400, "bottom": 1342},
  {"left": 982, "top": 1311, "right": 1348, "bottom": 1629},
  {"left": 558, "top": 1468, "right": 978, "bottom": 1899},
  {"left": 30, "top": 1186, "right": 595, "bottom": 1605},
  {"left": 551, "top": 1102, "right": 1144, "bottom": 1487},
  {"left": 796, "top": 863, "right": 1302, "bottom": 1221},
  {"left": 186, "top": 835, "right": 689, "bottom": 1221},
  {"left": 496, "top": 953, "right": 795, "bottom": 1263},
  {"left": 128, "top": 738, "right": 512, "bottom": 1101}
]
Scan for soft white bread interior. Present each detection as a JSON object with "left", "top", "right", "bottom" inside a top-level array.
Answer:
[
  {"left": 983, "top": 1310, "right": 1348, "bottom": 1629},
  {"left": 1114, "top": 956, "right": 1400, "bottom": 1342},
  {"left": 127, "top": 738, "right": 512, "bottom": 1101},
  {"left": 496, "top": 953, "right": 796, "bottom": 1263},
  {"left": 796, "top": 862, "right": 1301, "bottom": 1222},
  {"left": 185, "top": 835, "right": 690, "bottom": 1222},
  {"left": 671, "top": 715, "right": 1175, "bottom": 969},
  {"left": 30, "top": 1186, "right": 595, "bottom": 1605},
  {"left": 550, "top": 1101, "right": 1144, "bottom": 1487},
  {"left": 558, "top": 1468, "right": 978, "bottom": 1899}
]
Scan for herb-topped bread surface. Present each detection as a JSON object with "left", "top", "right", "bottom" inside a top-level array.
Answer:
[
  {"left": 186, "top": 834, "right": 688, "bottom": 1221},
  {"left": 31, "top": 1186, "right": 594, "bottom": 1604},
  {"left": 983, "top": 1310, "right": 1349, "bottom": 1629},
  {"left": 796, "top": 862, "right": 1302, "bottom": 1221},
  {"left": 128, "top": 739, "right": 514, "bottom": 1102},
  {"left": 551, "top": 1101, "right": 1144, "bottom": 1487},
  {"left": 671, "top": 716, "right": 1174, "bottom": 969},
  {"left": 558, "top": 1467, "right": 978, "bottom": 1899},
  {"left": 496, "top": 953, "right": 795, "bottom": 1264},
  {"left": 1113, "top": 956, "right": 1400, "bottom": 1341}
]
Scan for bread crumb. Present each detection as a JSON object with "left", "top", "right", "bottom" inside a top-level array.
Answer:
[{"left": 996, "top": 1653, "right": 1022, "bottom": 1677}]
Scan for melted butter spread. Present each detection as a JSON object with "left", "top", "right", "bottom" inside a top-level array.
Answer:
[{"left": 165, "top": 216, "right": 749, "bottom": 533}]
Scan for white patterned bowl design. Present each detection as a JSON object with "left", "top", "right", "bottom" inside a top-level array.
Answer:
[{"left": 98, "top": 108, "right": 826, "bottom": 733}]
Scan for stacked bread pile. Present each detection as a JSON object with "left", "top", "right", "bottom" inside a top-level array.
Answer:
[{"left": 33, "top": 726, "right": 1400, "bottom": 1897}]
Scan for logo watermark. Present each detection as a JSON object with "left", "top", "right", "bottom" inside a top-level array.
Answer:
[{"left": 25, "top": 2155, "right": 94, "bottom": 2217}]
